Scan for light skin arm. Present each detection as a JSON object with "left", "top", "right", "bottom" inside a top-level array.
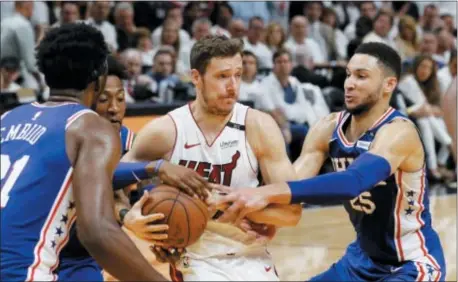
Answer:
[
  {"left": 293, "top": 113, "right": 338, "bottom": 179},
  {"left": 121, "top": 115, "right": 211, "bottom": 198},
  {"left": 265, "top": 119, "right": 424, "bottom": 204},
  {"left": 213, "top": 119, "right": 424, "bottom": 223},
  {"left": 66, "top": 114, "right": 166, "bottom": 281},
  {"left": 442, "top": 78, "right": 457, "bottom": 161},
  {"left": 216, "top": 109, "right": 302, "bottom": 227}
]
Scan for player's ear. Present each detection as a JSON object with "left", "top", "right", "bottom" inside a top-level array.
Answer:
[
  {"left": 191, "top": 69, "right": 202, "bottom": 89},
  {"left": 383, "top": 76, "right": 397, "bottom": 95}
]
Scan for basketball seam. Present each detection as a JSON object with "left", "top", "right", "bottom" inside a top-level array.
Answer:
[
  {"left": 185, "top": 196, "right": 208, "bottom": 221},
  {"left": 180, "top": 200, "right": 191, "bottom": 247}
]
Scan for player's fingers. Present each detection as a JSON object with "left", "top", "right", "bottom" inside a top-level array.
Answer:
[
  {"left": 146, "top": 224, "right": 169, "bottom": 233},
  {"left": 212, "top": 193, "right": 238, "bottom": 209},
  {"left": 184, "top": 177, "right": 205, "bottom": 199},
  {"left": 142, "top": 233, "right": 168, "bottom": 241},
  {"left": 209, "top": 183, "right": 231, "bottom": 194},
  {"left": 140, "top": 213, "right": 165, "bottom": 224},
  {"left": 150, "top": 246, "right": 167, "bottom": 263},
  {"left": 176, "top": 180, "right": 195, "bottom": 198},
  {"left": 217, "top": 200, "right": 243, "bottom": 223}
]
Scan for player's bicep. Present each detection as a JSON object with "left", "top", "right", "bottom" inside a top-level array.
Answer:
[
  {"left": 293, "top": 114, "right": 336, "bottom": 178},
  {"left": 248, "top": 110, "right": 296, "bottom": 183},
  {"left": 121, "top": 116, "right": 174, "bottom": 163},
  {"left": 68, "top": 115, "right": 121, "bottom": 232},
  {"left": 369, "top": 120, "right": 421, "bottom": 174}
]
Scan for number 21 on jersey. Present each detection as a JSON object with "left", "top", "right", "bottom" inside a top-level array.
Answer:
[{"left": 1, "top": 154, "right": 30, "bottom": 208}]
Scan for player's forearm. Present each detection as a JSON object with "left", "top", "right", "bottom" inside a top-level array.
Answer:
[
  {"left": 114, "top": 189, "right": 132, "bottom": 224},
  {"left": 112, "top": 160, "right": 163, "bottom": 190},
  {"left": 246, "top": 204, "right": 302, "bottom": 226},
  {"left": 267, "top": 153, "right": 392, "bottom": 205},
  {"left": 79, "top": 220, "right": 167, "bottom": 281}
]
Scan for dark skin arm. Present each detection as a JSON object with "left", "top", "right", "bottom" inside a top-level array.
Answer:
[{"left": 66, "top": 113, "right": 167, "bottom": 281}]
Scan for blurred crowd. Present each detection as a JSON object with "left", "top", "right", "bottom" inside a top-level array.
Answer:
[{"left": 1, "top": 1, "right": 456, "bottom": 184}]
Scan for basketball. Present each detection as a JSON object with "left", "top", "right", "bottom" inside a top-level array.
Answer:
[{"left": 141, "top": 185, "right": 209, "bottom": 248}]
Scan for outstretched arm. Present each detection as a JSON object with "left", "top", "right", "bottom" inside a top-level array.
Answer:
[
  {"left": 217, "top": 110, "right": 302, "bottom": 227},
  {"left": 67, "top": 114, "right": 167, "bottom": 281},
  {"left": 269, "top": 119, "right": 424, "bottom": 205}
]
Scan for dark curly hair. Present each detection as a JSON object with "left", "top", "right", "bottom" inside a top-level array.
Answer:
[
  {"left": 36, "top": 23, "right": 109, "bottom": 91},
  {"left": 107, "top": 55, "right": 128, "bottom": 80}
]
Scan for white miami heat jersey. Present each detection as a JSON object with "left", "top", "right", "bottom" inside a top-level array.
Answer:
[{"left": 168, "top": 103, "right": 263, "bottom": 257}]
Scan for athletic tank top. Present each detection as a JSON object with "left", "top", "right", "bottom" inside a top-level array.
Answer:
[{"left": 169, "top": 103, "right": 264, "bottom": 257}]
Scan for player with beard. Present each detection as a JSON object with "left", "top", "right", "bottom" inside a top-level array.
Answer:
[
  {"left": 121, "top": 35, "right": 302, "bottom": 281},
  {"left": 212, "top": 42, "right": 446, "bottom": 281}
]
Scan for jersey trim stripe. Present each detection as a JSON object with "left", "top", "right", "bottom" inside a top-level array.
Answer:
[
  {"left": 415, "top": 262, "right": 426, "bottom": 281},
  {"left": 244, "top": 108, "right": 258, "bottom": 176},
  {"left": 337, "top": 107, "right": 396, "bottom": 148},
  {"left": 415, "top": 168, "right": 428, "bottom": 257},
  {"left": 31, "top": 102, "right": 78, "bottom": 108},
  {"left": 394, "top": 170, "right": 405, "bottom": 261},
  {"left": 65, "top": 109, "right": 96, "bottom": 130},
  {"left": 126, "top": 129, "right": 134, "bottom": 151},
  {"left": 369, "top": 107, "right": 395, "bottom": 130},
  {"left": 1, "top": 110, "right": 11, "bottom": 120},
  {"left": 49, "top": 214, "right": 77, "bottom": 276},
  {"left": 25, "top": 169, "right": 73, "bottom": 282}
]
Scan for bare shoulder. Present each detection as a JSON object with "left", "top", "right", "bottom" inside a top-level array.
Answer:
[
  {"left": 245, "top": 108, "right": 278, "bottom": 130},
  {"left": 309, "top": 112, "right": 339, "bottom": 142},
  {"left": 372, "top": 118, "right": 421, "bottom": 149},
  {"left": 66, "top": 113, "right": 120, "bottom": 165},
  {"left": 124, "top": 114, "right": 176, "bottom": 161}
]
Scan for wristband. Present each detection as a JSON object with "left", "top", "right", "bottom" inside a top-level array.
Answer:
[
  {"left": 119, "top": 208, "right": 129, "bottom": 225},
  {"left": 154, "top": 159, "right": 164, "bottom": 175}
]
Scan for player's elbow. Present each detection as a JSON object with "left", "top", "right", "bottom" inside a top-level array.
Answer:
[{"left": 76, "top": 218, "right": 113, "bottom": 252}]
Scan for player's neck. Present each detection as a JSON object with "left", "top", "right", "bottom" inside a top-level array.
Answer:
[
  {"left": 190, "top": 102, "right": 233, "bottom": 133},
  {"left": 348, "top": 104, "right": 390, "bottom": 141},
  {"left": 47, "top": 94, "right": 82, "bottom": 104}
]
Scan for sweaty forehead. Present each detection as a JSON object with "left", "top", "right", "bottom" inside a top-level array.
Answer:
[
  {"left": 207, "top": 54, "right": 242, "bottom": 73},
  {"left": 347, "top": 54, "right": 381, "bottom": 73}
]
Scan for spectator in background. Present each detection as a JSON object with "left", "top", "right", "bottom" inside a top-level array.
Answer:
[
  {"left": 434, "top": 27, "right": 455, "bottom": 66},
  {"left": 437, "top": 49, "right": 457, "bottom": 94},
  {"left": 180, "top": 18, "right": 212, "bottom": 72},
  {"left": 239, "top": 51, "right": 263, "bottom": 107},
  {"left": 398, "top": 54, "right": 453, "bottom": 181},
  {"left": 146, "top": 48, "right": 180, "bottom": 103},
  {"left": 229, "top": 1, "right": 270, "bottom": 24},
  {"left": 0, "top": 57, "right": 21, "bottom": 93},
  {"left": 209, "top": 2, "right": 232, "bottom": 38},
  {"left": 120, "top": 49, "right": 155, "bottom": 102},
  {"left": 1, "top": 1, "right": 42, "bottom": 91},
  {"left": 52, "top": 1, "right": 80, "bottom": 27},
  {"left": 291, "top": 45, "right": 330, "bottom": 89},
  {"left": 441, "top": 13, "right": 457, "bottom": 36},
  {"left": 265, "top": 22, "right": 286, "bottom": 53},
  {"left": 363, "top": 11, "right": 396, "bottom": 48},
  {"left": 284, "top": 16, "right": 323, "bottom": 66},
  {"left": 305, "top": 1, "right": 338, "bottom": 61},
  {"left": 420, "top": 4, "right": 440, "bottom": 32},
  {"left": 114, "top": 2, "right": 138, "bottom": 52},
  {"left": 321, "top": 7, "right": 348, "bottom": 60},
  {"left": 261, "top": 49, "right": 318, "bottom": 160},
  {"left": 228, "top": 18, "right": 246, "bottom": 39},
  {"left": 87, "top": 1, "right": 118, "bottom": 52},
  {"left": 151, "top": 5, "right": 190, "bottom": 48},
  {"left": 344, "top": 1, "right": 378, "bottom": 41},
  {"left": 243, "top": 17, "right": 273, "bottom": 70},
  {"left": 136, "top": 32, "right": 155, "bottom": 69},
  {"left": 395, "top": 15, "right": 419, "bottom": 62},
  {"left": 183, "top": 2, "right": 205, "bottom": 36}
]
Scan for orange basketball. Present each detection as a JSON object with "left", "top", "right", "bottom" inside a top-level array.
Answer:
[{"left": 141, "top": 185, "right": 209, "bottom": 248}]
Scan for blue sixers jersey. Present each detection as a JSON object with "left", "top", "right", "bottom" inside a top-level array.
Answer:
[
  {"left": 329, "top": 107, "right": 445, "bottom": 269},
  {"left": 59, "top": 125, "right": 135, "bottom": 281},
  {"left": 1, "top": 102, "right": 95, "bottom": 281}
]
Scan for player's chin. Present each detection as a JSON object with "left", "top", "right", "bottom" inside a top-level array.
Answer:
[
  {"left": 218, "top": 99, "right": 236, "bottom": 113},
  {"left": 110, "top": 121, "right": 122, "bottom": 131}
]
